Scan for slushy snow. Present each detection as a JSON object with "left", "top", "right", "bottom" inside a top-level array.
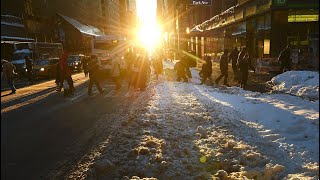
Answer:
[{"left": 82, "top": 62, "right": 319, "bottom": 179}]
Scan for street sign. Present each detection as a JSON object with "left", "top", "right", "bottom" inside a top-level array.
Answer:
[{"left": 190, "top": 0, "right": 212, "bottom": 6}]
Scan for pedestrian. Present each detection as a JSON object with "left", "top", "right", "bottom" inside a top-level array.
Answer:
[
  {"left": 125, "top": 49, "right": 135, "bottom": 90},
  {"left": 229, "top": 47, "right": 239, "bottom": 81},
  {"left": 1, "top": 59, "right": 17, "bottom": 94},
  {"left": 111, "top": 54, "right": 122, "bottom": 90},
  {"left": 55, "top": 60, "right": 62, "bottom": 91},
  {"left": 278, "top": 44, "right": 291, "bottom": 72},
  {"left": 174, "top": 60, "right": 188, "bottom": 82},
  {"left": 88, "top": 55, "right": 104, "bottom": 96},
  {"left": 199, "top": 55, "right": 213, "bottom": 85},
  {"left": 215, "top": 49, "right": 229, "bottom": 85},
  {"left": 152, "top": 55, "right": 163, "bottom": 80},
  {"left": 59, "top": 51, "right": 75, "bottom": 96},
  {"left": 136, "top": 52, "right": 150, "bottom": 91},
  {"left": 237, "top": 52, "right": 255, "bottom": 89},
  {"left": 82, "top": 56, "right": 89, "bottom": 77},
  {"left": 25, "top": 56, "right": 34, "bottom": 84}
]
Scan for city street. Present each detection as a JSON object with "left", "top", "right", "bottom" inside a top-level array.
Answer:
[{"left": 1, "top": 73, "right": 137, "bottom": 179}]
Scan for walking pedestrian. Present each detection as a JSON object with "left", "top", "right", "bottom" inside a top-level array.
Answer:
[
  {"left": 199, "top": 55, "right": 213, "bottom": 85},
  {"left": 88, "top": 55, "right": 104, "bottom": 96},
  {"left": 111, "top": 54, "right": 122, "bottom": 90},
  {"left": 1, "top": 59, "right": 17, "bottom": 94},
  {"left": 82, "top": 56, "right": 89, "bottom": 77},
  {"left": 136, "top": 53, "right": 150, "bottom": 91},
  {"left": 25, "top": 56, "right": 34, "bottom": 84},
  {"left": 215, "top": 49, "right": 229, "bottom": 85},
  {"left": 229, "top": 47, "right": 239, "bottom": 81},
  {"left": 174, "top": 60, "right": 188, "bottom": 82},
  {"left": 152, "top": 55, "right": 163, "bottom": 80},
  {"left": 125, "top": 49, "right": 135, "bottom": 89},
  {"left": 237, "top": 52, "right": 255, "bottom": 89},
  {"left": 59, "top": 51, "right": 75, "bottom": 96},
  {"left": 278, "top": 44, "right": 291, "bottom": 72}
]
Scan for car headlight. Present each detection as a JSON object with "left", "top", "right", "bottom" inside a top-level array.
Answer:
[
  {"left": 75, "top": 62, "right": 78, "bottom": 65},
  {"left": 25, "top": 69, "right": 28, "bottom": 72},
  {"left": 40, "top": 68, "right": 45, "bottom": 71}
]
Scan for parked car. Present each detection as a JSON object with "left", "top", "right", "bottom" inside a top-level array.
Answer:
[
  {"left": 33, "top": 58, "right": 59, "bottom": 79},
  {"left": 67, "top": 54, "right": 84, "bottom": 72}
]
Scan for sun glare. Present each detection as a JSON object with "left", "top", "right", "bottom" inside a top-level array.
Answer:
[{"left": 136, "top": 0, "right": 162, "bottom": 51}]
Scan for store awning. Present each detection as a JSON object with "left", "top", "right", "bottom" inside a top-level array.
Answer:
[
  {"left": 1, "top": 36, "right": 35, "bottom": 43},
  {"left": 57, "top": 14, "right": 103, "bottom": 37}
]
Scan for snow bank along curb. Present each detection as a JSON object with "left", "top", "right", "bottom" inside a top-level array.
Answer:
[{"left": 268, "top": 71, "right": 319, "bottom": 100}]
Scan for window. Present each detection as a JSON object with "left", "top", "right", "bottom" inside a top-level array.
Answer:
[{"left": 264, "top": 39, "right": 270, "bottom": 54}]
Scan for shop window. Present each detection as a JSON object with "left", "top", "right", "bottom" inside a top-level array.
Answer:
[{"left": 264, "top": 39, "right": 270, "bottom": 54}]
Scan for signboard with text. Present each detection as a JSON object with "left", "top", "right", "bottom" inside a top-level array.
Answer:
[{"left": 190, "top": 0, "right": 212, "bottom": 6}]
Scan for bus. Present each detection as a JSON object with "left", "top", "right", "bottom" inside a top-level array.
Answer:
[{"left": 91, "top": 35, "right": 127, "bottom": 73}]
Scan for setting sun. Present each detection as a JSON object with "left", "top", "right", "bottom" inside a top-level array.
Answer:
[{"left": 136, "top": 0, "right": 162, "bottom": 51}]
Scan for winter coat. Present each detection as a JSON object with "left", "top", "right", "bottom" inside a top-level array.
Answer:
[
  {"left": 200, "top": 60, "right": 212, "bottom": 76},
  {"left": 2, "top": 60, "right": 17, "bottom": 79},
  {"left": 236, "top": 50, "right": 246, "bottom": 68},
  {"left": 238, "top": 56, "right": 255, "bottom": 73},
  {"left": 25, "top": 58, "right": 32, "bottom": 71},
  {"left": 59, "top": 52, "right": 71, "bottom": 78},
  {"left": 152, "top": 58, "right": 163, "bottom": 74},
  {"left": 278, "top": 47, "right": 290, "bottom": 63},
  {"left": 174, "top": 61, "right": 187, "bottom": 77},
  {"left": 229, "top": 49, "right": 239, "bottom": 68},
  {"left": 219, "top": 54, "right": 229, "bottom": 73}
]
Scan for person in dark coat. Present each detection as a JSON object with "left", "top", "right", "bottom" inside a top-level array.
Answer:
[
  {"left": 215, "top": 49, "right": 229, "bottom": 85},
  {"left": 25, "top": 56, "right": 34, "bottom": 84},
  {"left": 87, "top": 55, "right": 104, "bottom": 96},
  {"left": 278, "top": 45, "right": 291, "bottom": 72},
  {"left": 82, "top": 56, "right": 89, "bottom": 77},
  {"left": 1, "top": 59, "right": 17, "bottom": 94},
  {"left": 199, "top": 55, "right": 213, "bottom": 85},
  {"left": 174, "top": 60, "right": 188, "bottom": 82},
  {"left": 229, "top": 47, "right": 239, "bottom": 80},
  {"left": 136, "top": 53, "right": 150, "bottom": 91},
  {"left": 152, "top": 56, "right": 163, "bottom": 80},
  {"left": 59, "top": 51, "right": 75, "bottom": 95},
  {"left": 237, "top": 52, "right": 255, "bottom": 89}
]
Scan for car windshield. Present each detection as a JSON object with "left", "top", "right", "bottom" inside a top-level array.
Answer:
[
  {"left": 68, "top": 56, "right": 80, "bottom": 63},
  {"left": 34, "top": 59, "right": 49, "bottom": 66},
  {"left": 13, "top": 53, "right": 31, "bottom": 60}
]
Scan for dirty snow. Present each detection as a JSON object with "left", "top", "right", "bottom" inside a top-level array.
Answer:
[
  {"left": 268, "top": 71, "right": 319, "bottom": 100},
  {"left": 81, "top": 61, "right": 319, "bottom": 179}
]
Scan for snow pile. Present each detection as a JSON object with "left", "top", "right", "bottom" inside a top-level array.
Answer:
[{"left": 268, "top": 71, "right": 319, "bottom": 100}]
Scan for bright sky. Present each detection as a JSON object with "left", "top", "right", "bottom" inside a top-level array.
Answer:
[{"left": 136, "top": 0, "right": 162, "bottom": 51}]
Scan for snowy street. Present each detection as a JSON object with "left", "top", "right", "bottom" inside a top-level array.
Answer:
[{"left": 71, "top": 62, "right": 319, "bottom": 179}]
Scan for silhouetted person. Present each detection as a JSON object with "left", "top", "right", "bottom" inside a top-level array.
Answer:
[
  {"left": 229, "top": 47, "right": 239, "bottom": 80},
  {"left": 174, "top": 60, "right": 188, "bottom": 82},
  {"left": 237, "top": 52, "right": 255, "bottom": 89},
  {"left": 88, "top": 55, "right": 104, "bottom": 96},
  {"left": 199, "top": 55, "right": 213, "bottom": 85},
  {"left": 278, "top": 45, "right": 291, "bottom": 72},
  {"left": 59, "top": 51, "right": 75, "bottom": 95},
  {"left": 1, "top": 60, "right": 17, "bottom": 94},
  {"left": 215, "top": 49, "right": 229, "bottom": 85},
  {"left": 25, "top": 56, "right": 33, "bottom": 84}
]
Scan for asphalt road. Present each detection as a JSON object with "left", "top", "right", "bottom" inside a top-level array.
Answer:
[{"left": 1, "top": 73, "right": 132, "bottom": 179}]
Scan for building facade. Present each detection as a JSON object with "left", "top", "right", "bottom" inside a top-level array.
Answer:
[
  {"left": 1, "top": 0, "right": 122, "bottom": 53},
  {"left": 189, "top": 0, "right": 319, "bottom": 70}
]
